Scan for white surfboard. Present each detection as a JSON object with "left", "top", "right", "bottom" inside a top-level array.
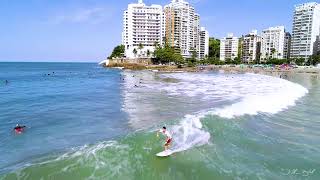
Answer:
[{"left": 156, "top": 150, "right": 173, "bottom": 157}]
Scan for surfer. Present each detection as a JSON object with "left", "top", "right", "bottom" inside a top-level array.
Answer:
[
  {"left": 14, "top": 124, "right": 26, "bottom": 134},
  {"left": 157, "top": 127, "right": 172, "bottom": 151}
]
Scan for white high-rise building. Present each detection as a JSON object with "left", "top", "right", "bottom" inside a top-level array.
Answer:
[
  {"left": 199, "top": 27, "right": 209, "bottom": 59},
  {"left": 122, "top": 0, "right": 209, "bottom": 60},
  {"left": 194, "top": 14, "right": 201, "bottom": 57},
  {"left": 220, "top": 33, "right": 239, "bottom": 61},
  {"left": 241, "top": 30, "right": 262, "bottom": 63},
  {"left": 122, "top": 0, "right": 164, "bottom": 59},
  {"left": 260, "top": 26, "right": 285, "bottom": 61},
  {"left": 164, "top": 0, "right": 199, "bottom": 58},
  {"left": 291, "top": 2, "right": 320, "bottom": 59}
]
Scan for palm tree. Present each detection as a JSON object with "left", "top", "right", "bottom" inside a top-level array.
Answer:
[
  {"left": 138, "top": 43, "right": 144, "bottom": 57},
  {"left": 133, "top": 48, "right": 138, "bottom": 58}
]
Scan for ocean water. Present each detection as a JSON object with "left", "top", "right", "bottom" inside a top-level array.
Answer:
[{"left": 0, "top": 62, "right": 319, "bottom": 180}]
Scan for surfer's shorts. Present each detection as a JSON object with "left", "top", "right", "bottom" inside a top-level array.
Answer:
[{"left": 165, "top": 138, "right": 172, "bottom": 146}]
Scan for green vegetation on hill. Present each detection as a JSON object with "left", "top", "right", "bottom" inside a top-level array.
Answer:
[
  {"left": 108, "top": 45, "right": 125, "bottom": 59},
  {"left": 208, "top": 38, "right": 220, "bottom": 59},
  {"left": 307, "top": 54, "right": 320, "bottom": 66},
  {"left": 153, "top": 44, "right": 184, "bottom": 65},
  {"left": 194, "top": 37, "right": 221, "bottom": 66}
]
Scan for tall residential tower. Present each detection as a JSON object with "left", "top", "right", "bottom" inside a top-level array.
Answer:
[
  {"left": 291, "top": 2, "right": 320, "bottom": 59},
  {"left": 122, "top": 0, "right": 209, "bottom": 59},
  {"left": 122, "top": 0, "right": 164, "bottom": 59},
  {"left": 199, "top": 27, "right": 209, "bottom": 59},
  {"left": 260, "top": 26, "right": 286, "bottom": 61},
  {"left": 241, "top": 30, "right": 262, "bottom": 63},
  {"left": 164, "top": 0, "right": 206, "bottom": 58},
  {"left": 220, "top": 33, "right": 239, "bottom": 61}
]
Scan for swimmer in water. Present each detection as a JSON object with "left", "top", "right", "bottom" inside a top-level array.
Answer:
[{"left": 14, "top": 124, "right": 26, "bottom": 134}]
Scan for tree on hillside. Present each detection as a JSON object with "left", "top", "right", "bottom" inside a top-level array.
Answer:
[
  {"left": 295, "top": 57, "right": 305, "bottom": 66},
  {"left": 190, "top": 48, "right": 197, "bottom": 62},
  {"left": 153, "top": 44, "right": 184, "bottom": 65},
  {"left": 225, "top": 58, "right": 233, "bottom": 64},
  {"left": 208, "top": 38, "right": 220, "bottom": 58},
  {"left": 185, "top": 48, "right": 198, "bottom": 67},
  {"left": 108, "top": 45, "right": 125, "bottom": 59},
  {"left": 234, "top": 57, "right": 241, "bottom": 64},
  {"left": 173, "top": 52, "right": 184, "bottom": 65},
  {"left": 307, "top": 54, "right": 320, "bottom": 66},
  {"left": 267, "top": 58, "right": 287, "bottom": 65}
]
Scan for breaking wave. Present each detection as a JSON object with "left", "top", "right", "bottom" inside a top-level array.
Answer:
[{"left": 122, "top": 71, "right": 308, "bottom": 153}]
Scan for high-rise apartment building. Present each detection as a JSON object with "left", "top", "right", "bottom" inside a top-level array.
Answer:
[
  {"left": 315, "top": 35, "right": 320, "bottom": 55},
  {"left": 193, "top": 14, "right": 201, "bottom": 57},
  {"left": 199, "top": 27, "right": 209, "bottom": 59},
  {"left": 164, "top": 0, "right": 204, "bottom": 58},
  {"left": 122, "top": 0, "right": 164, "bottom": 59},
  {"left": 291, "top": 2, "right": 320, "bottom": 59},
  {"left": 220, "top": 33, "right": 239, "bottom": 61},
  {"left": 260, "top": 26, "right": 285, "bottom": 61},
  {"left": 241, "top": 30, "right": 262, "bottom": 63},
  {"left": 122, "top": 0, "right": 208, "bottom": 59}
]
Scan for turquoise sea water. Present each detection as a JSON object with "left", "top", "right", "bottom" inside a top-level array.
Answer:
[
  {"left": 0, "top": 62, "right": 319, "bottom": 180},
  {"left": 0, "top": 63, "right": 128, "bottom": 173}
]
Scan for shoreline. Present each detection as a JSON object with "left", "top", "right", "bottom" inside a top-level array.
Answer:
[{"left": 105, "top": 63, "right": 320, "bottom": 77}]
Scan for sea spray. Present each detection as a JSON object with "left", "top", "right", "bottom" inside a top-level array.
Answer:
[{"left": 170, "top": 114, "right": 211, "bottom": 153}]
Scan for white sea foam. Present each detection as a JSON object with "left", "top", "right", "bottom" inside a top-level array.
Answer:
[
  {"left": 170, "top": 113, "right": 211, "bottom": 153},
  {"left": 211, "top": 73, "right": 308, "bottom": 118},
  {"left": 148, "top": 73, "right": 308, "bottom": 118},
  {"left": 122, "top": 71, "right": 308, "bottom": 153}
]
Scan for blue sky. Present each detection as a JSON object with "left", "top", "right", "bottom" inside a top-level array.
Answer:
[{"left": 0, "top": 0, "right": 316, "bottom": 62}]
